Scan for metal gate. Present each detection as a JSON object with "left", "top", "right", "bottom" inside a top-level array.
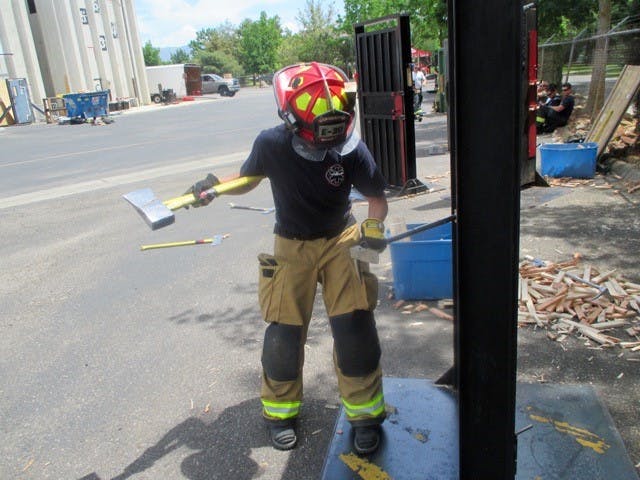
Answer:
[
  {"left": 354, "top": 14, "right": 418, "bottom": 189},
  {"left": 2, "top": 78, "right": 34, "bottom": 124}
]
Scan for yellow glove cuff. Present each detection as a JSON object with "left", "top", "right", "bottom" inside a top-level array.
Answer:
[{"left": 361, "top": 218, "right": 385, "bottom": 239}]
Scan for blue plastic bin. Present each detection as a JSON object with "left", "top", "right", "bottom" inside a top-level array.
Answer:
[
  {"left": 63, "top": 91, "right": 109, "bottom": 119},
  {"left": 539, "top": 142, "right": 598, "bottom": 179},
  {"left": 389, "top": 222, "right": 453, "bottom": 300}
]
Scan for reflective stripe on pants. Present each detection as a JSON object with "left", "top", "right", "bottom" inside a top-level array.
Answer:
[
  {"left": 342, "top": 391, "right": 385, "bottom": 419},
  {"left": 262, "top": 399, "right": 301, "bottom": 420}
]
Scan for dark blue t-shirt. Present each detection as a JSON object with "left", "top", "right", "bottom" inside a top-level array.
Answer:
[
  {"left": 240, "top": 125, "right": 386, "bottom": 239},
  {"left": 559, "top": 95, "right": 574, "bottom": 120}
]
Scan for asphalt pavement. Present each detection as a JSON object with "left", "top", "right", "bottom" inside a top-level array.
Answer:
[{"left": 1, "top": 90, "right": 638, "bottom": 479}]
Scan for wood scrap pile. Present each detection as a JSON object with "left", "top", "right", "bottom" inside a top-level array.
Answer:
[
  {"left": 518, "top": 254, "right": 640, "bottom": 351},
  {"left": 545, "top": 177, "right": 602, "bottom": 188},
  {"left": 552, "top": 114, "right": 639, "bottom": 167},
  {"left": 545, "top": 175, "right": 640, "bottom": 195},
  {"left": 391, "top": 298, "right": 454, "bottom": 321},
  {"left": 626, "top": 180, "right": 640, "bottom": 194},
  {"left": 611, "top": 173, "right": 640, "bottom": 195},
  {"left": 605, "top": 116, "right": 639, "bottom": 158}
]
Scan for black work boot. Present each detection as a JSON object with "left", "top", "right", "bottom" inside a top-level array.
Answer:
[
  {"left": 268, "top": 423, "right": 297, "bottom": 451},
  {"left": 353, "top": 425, "right": 381, "bottom": 455}
]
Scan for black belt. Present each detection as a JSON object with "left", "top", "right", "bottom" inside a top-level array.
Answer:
[
  {"left": 274, "top": 226, "right": 342, "bottom": 241},
  {"left": 274, "top": 216, "right": 355, "bottom": 241}
]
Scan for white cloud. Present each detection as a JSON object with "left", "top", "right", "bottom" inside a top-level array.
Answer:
[
  {"left": 134, "top": 0, "right": 344, "bottom": 47},
  {"left": 134, "top": 0, "right": 295, "bottom": 46}
]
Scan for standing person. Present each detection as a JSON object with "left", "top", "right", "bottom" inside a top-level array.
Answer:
[
  {"left": 185, "top": 62, "right": 389, "bottom": 455},
  {"left": 536, "top": 82, "right": 575, "bottom": 133},
  {"left": 412, "top": 64, "right": 426, "bottom": 115}
]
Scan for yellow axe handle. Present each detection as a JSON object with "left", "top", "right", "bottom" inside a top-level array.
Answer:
[
  {"left": 141, "top": 239, "right": 214, "bottom": 251},
  {"left": 163, "top": 176, "right": 264, "bottom": 211},
  {"left": 140, "top": 234, "right": 230, "bottom": 251}
]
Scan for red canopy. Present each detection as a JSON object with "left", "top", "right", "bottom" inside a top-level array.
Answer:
[{"left": 411, "top": 47, "right": 429, "bottom": 58}]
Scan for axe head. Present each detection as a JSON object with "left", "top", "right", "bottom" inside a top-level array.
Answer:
[
  {"left": 123, "top": 188, "right": 175, "bottom": 230},
  {"left": 349, "top": 245, "right": 380, "bottom": 264}
]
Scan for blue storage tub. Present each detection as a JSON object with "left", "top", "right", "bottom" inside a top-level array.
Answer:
[
  {"left": 539, "top": 142, "right": 598, "bottom": 179},
  {"left": 63, "top": 91, "right": 109, "bottom": 119},
  {"left": 389, "top": 222, "right": 453, "bottom": 300}
]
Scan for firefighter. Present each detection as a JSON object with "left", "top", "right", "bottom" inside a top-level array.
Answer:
[{"left": 186, "top": 62, "right": 388, "bottom": 455}]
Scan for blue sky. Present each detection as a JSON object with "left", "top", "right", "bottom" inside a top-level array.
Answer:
[{"left": 134, "top": 0, "right": 345, "bottom": 47}]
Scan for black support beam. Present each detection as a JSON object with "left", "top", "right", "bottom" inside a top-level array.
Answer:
[{"left": 448, "top": 1, "right": 524, "bottom": 478}]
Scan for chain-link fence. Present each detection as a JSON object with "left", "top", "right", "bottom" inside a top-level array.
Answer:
[{"left": 538, "top": 19, "right": 640, "bottom": 121}]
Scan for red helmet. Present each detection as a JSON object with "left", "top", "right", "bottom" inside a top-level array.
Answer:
[{"left": 273, "top": 62, "right": 356, "bottom": 147}]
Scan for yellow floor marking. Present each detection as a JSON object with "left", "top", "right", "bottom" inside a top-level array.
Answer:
[
  {"left": 528, "top": 408, "right": 611, "bottom": 454},
  {"left": 339, "top": 452, "right": 393, "bottom": 480}
]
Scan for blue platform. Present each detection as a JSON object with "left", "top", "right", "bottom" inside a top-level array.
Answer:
[{"left": 320, "top": 378, "right": 638, "bottom": 479}]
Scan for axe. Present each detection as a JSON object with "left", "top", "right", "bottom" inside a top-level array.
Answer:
[
  {"left": 123, "top": 176, "right": 264, "bottom": 230},
  {"left": 350, "top": 214, "right": 456, "bottom": 264}
]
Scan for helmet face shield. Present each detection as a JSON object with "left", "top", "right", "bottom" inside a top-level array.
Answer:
[{"left": 273, "top": 62, "right": 356, "bottom": 147}]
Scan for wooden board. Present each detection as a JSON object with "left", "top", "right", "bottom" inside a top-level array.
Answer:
[
  {"left": 0, "top": 80, "right": 15, "bottom": 127},
  {"left": 586, "top": 65, "right": 640, "bottom": 159},
  {"left": 43, "top": 97, "right": 67, "bottom": 124}
]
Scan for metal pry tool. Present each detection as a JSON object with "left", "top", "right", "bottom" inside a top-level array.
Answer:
[
  {"left": 228, "top": 203, "right": 275, "bottom": 214},
  {"left": 350, "top": 215, "right": 456, "bottom": 264}
]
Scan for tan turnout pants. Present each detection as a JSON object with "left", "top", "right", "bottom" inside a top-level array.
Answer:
[{"left": 258, "top": 223, "right": 384, "bottom": 424}]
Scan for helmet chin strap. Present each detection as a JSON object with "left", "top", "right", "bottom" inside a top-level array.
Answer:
[{"left": 292, "top": 130, "right": 360, "bottom": 162}]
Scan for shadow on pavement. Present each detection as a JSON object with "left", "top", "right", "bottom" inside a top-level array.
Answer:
[{"left": 520, "top": 196, "right": 640, "bottom": 276}]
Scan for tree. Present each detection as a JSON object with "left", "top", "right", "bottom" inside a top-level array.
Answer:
[
  {"left": 536, "top": 0, "right": 595, "bottom": 40},
  {"left": 293, "top": 0, "right": 351, "bottom": 68},
  {"left": 142, "top": 41, "right": 161, "bottom": 66},
  {"left": 297, "top": 0, "right": 336, "bottom": 31},
  {"left": 341, "top": 0, "right": 447, "bottom": 52},
  {"left": 277, "top": 31, "right": 305, "bottom": 66},
  {"left": 238, "top": 12, "right": 282, "bottom": 74},
  {"left": 170, "top": 48, "right": 191, "bottom": 64},
  {"left": 189, "top": 23, "right": 239, "bottom": 59},
  {"left": 585, "top": 0, "right": 612, "bottom": 118},
  {"left": 535, "top": 0, "right": 596, "bottom": 86},
  {"left": 197, "top": 51, "right": 245, "bottom": 77}
]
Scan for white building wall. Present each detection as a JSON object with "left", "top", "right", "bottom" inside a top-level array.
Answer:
[
  {"left": 85, "top": 0, "right": 115, "bottom": 92},
  {"left": 1, "top": 0, "right": 149, "bottom": 117},
  {"left": 69, "top": 0, "right": 102, "bottom": 92},
  {"left": 109, "top": 0, "right": 140, "bottom": 101},
  {"left": 0, "top": 0, "right": 46, "bottom": 107},
  {"left": 102, "top": 0, "right": 128, "bottom": 98},
  {"left": 31, "top": 0, "right": 89, "bottom": 94},
  {"left": 122, "top": 0, "right": 150, "bottom": 104}
]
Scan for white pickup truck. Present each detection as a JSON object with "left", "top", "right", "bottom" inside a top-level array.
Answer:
[{"left": 201, "top": 73, "right": 240, "bottom": 97}]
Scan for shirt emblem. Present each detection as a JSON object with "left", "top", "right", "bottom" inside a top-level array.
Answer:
[{"left": 326, "top": 164, "right": 345, "bottom": 187}]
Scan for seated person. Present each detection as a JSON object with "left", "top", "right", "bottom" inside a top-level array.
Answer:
[
  {"left": 541, "top": 83, "right": 561, "bottom": 107},
  {"left": 536, "top": 83, "right": 574, "bottom": 134},
  {"left": 536, "top": 80, "right": 550, "bottom": 104}
]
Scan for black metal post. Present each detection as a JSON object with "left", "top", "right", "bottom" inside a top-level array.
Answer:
[{"left": 448, "top": 1, "right": 523, "bottom": 478}]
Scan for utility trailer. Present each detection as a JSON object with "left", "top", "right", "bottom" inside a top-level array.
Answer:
[{"left": 145, "top": 64, "right": 201, "bottom": 103}]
